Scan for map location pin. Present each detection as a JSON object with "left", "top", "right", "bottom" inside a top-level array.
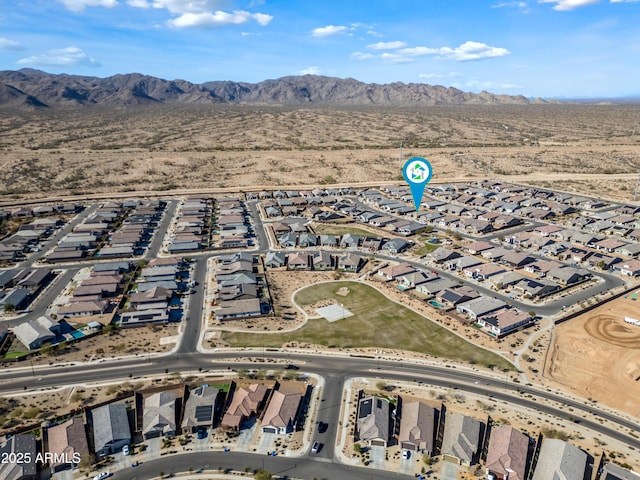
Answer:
[{"left": 402, "top": 156, "right": 433, "bottom": 212}]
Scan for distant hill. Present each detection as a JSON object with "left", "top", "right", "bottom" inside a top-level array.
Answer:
[{"left": 0, "top": 68, "right": 541, "bottom": 108}]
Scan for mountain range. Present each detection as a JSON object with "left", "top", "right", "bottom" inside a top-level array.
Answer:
[{"left": 0, "top": 68, "right": 544, "bottom": 108}]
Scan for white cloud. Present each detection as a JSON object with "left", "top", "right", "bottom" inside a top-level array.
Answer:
[
  {"left": 169, "top": 10, "right": 272, "bottom": 28},
  {"left": 0, "top": 38, "right": 24, "bottom": 51},
  {"left": 251, "top": 13, "right": 273, "bottom": 26},
  {"left": 400, "top": 41, "right": 510, "bottom": 61},
  {"left": 366, "top": 30, "right": 384, "bottom": 38},
  {"left": 538, "top": 0, "right": 599, "bottom": 10},
  {"left": 298, "top": 66, "right": 321, "bottom": 75},
  {"left": 380, "top": 52, "right": 413, "bottom": 64},
  {"left": 17, "top": 46, "right": 101, "bottom": 67},
  {"left": 127, "top": 0, "right": 150, "bottom": 6},
  {"left": 367, "top": 41, "right": 407, "bottom": 50},
  {"left": 351, "top": 51, "right": 374, "bottom": 60},
  {"left": 418, "top": 73, "right": 445, "bottom": 79},
  {"left": 311, "top": 25, "right": 347, "bottom": 37},
  {"left": 57, "top": 0, "right": 118, "bottom": 12},
  {"left": 147, "top": 0, "right": 227, "bottom": 14},
  {"left": 610, "top": 0, "right": 640, "bottom": 2}
]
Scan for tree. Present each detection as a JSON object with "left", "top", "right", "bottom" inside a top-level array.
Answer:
[
  {"left": 422, "top": 453, "right": 432, "bottom": 465},
  {"left": 375, "top": 381, "right": 387, "bottom": 391},
  {"left": 78, "top": 453, "right": 95, "bottom": 470},
  {"left": 528, "top": 311, "right": 536, "bottom": 318},
  {"left": 255, "top": 469, "right": 273, "bottom": 480},
  {"left": 3, "top": 303, "right": 15, "bottom": 313}
]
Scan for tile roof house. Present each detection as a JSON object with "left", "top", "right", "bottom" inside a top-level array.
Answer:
[
  {"left": 601, "top": 463, "right": 640, "bottom": 480},
  {"left": 441, "top": 413, "right": 484, "bottom": 466},
  {"left": 181, "top": 385, "right": 219, "bottom": 433},
  {"left": 429, "top": 247, "right": 461, "bottom": 264},
  {"left": 377, "top": 263, "right": 416, "bottom": 281},
  {"left": 222, "top": 383, "right": 268, "bottom": 430},
  {"left": 12, "top": 315, "right": 60, "bottom": 350},
  {"left": 485, "top": 425, "right": 529, "bottom": 480},
  {"left": 0, "top": 433, "right": 37, "bottom": 480},
  {"left": 398, "top": 398, "right": 438, "bottom": 455},
  {"left": 615, "top": 259, "right": 640, "bottom": 276},
  {"left": 338, "top": 252, "right": 365, "bottom": 272},
  {"left": 91, "top": 403, "right": 131, "bottom": 457},
  {"left": 357, "top": 395, "right": 390, "bottom": 447},
  {"left": 142, "top": 391, "right": 177, "bottom": 439},
  {"left": 261, "top": 390, "right": 302, "bottom": 435},
  {"left": 531, "top": 438, "right": 588, "bottom": 480},
  {"left": 46, "top": 417, "right": 90, "bottom": 472},
  {"left": 457, "top": 297, "right": 506, "bottom": 320}
]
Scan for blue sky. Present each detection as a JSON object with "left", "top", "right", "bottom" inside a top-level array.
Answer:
[{"left": 1, "top": 0, "right": 639, "bottom": 98}]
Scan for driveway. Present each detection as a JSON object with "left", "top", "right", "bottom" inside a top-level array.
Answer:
[{"left": 441, "top": 460, "right": 459, "bottom": 480}]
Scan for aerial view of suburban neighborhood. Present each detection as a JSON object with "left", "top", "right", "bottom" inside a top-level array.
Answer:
[{"left": 2, "top": 2, "right": 640, "bottom": 480}]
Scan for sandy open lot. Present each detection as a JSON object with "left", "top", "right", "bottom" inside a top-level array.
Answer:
[
  {"left": 1, "top": 104, "right": 640, "bottom": 202},
  {"left": 547, "top": 295, "right": 640, "bottom": 416}
]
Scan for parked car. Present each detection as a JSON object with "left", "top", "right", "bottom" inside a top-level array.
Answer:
[
  {"left": 311, "top": 441, "right": 321, "bottom": 454},
  {"left": 402, "top": 449, "right": 410, "bottom": 459},
  {"left": 93, "top": 472, "right": 111, "bottom": 480},
  {"left": 122, "top": 445, "right": 129, "bottom": 456}
]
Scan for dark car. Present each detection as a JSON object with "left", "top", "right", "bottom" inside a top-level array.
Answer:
[
  {"left": 285, "top": 364, "right": 299, "bottom": 370},
  {"left": 317, "top": 422, "right": 328, "bottom": 433}
]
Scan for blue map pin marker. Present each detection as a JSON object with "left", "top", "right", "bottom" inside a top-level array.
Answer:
[{"left": 402, "top": 156, "right": 433, "bottom": 212}]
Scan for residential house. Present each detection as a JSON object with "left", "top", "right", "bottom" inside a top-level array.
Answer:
[
  {"left": 532, "top": 438, "right": 588, "bottom": 480},
  {"left": 440, "top": 413, "right": 484, "bottom": 466},
  {"left": 398, "top": 271, "right": 438, "bottom": 289},
  {"left": 478, "top": 308, "right": 533, "bottom": 337},
  {"left": 438, "top": 286, "right": 480, "bottom": 307},
  {"left": 356, "top": 395, "right": 390, "bottom": 447},
  {"left": 457, "top": 297, "right": 506, "bottom": 320},
  {"left": 547, "top": 266, "right": 591, "bottom": 286},
  {"left": 513, "top": 278, "right": 559, "bottom": 299},
  {"left": 12, "top": 315, "right": 60, "bottom": 350},
  {"left": 91, "top": 403, "right": 131, "bottom": 457},
  {"left": 428, "top": 247, "right": 461, "bottom": 264},
  {"left": 463, "top": 262, "right": 507, "bottom": 281},
  {"left": 416, "top": 278, "right": 458, "bottom": 296},
  {"left": 311, "top": 250, "right": 334, "bottom": 270},
  {"left": 446, "top": 256, "right": 483, "bottom": 272},
  {"left": 462, "top": 241, "right": 494, "bottom": 255},
  {"left": 381, "top": 238, "right": 411, "bottom": 255},
  {"left": 601, "top": 463, "right": 640, "bottom": 480},
  {"left": 46, "top": 418, "right": 90, "bottom": 472},
  {"left": 377, "top": 263, "right": 416, "bottom": 281},
  {"left": 500, "top": 251, "right": 535, "bottom": 268},
  {"left": 214, "top": 298, "right": 262, "bottom": 321},
  {"left": 398, "top": 399, "right": 438, "bottom": 455},
  {"left": 338, "top": 253, "right": 365, "bottom": 272},
  {"left": 265, "top": 251, "right": 286, "bottom": 268},
  {"left": 181, "top": 385, "right": 220, "bottom": 433},
  {"left": 0, "top": 434, "right": 37, "bottom": 480},
  {"left": 261, "top": 390, "right": 302, "bottom": 435},
  {"left": 142, "top": 391, "right": 177, "bottom": 439},
  {"left": 221, "top": 383, "right": 268, "bottom": 431},
  {"left": 615, "top": 260, "right": 640, "bottom": 276},
  {"left": 286, "top": 252, "right": 311, "bottom": 270}
]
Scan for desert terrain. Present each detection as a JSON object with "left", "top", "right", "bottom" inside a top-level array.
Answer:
[
  {"left": 0, "top": 104, "right": 639, "bottom": 201},
  {"left": 547, "top": 295, "right": 640, "bottom": 416}
]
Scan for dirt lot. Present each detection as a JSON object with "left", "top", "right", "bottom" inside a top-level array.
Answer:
[
  {"left": 547, "top": 295, "right": 640, "bottom": 416},
  {"left": 1, "top": 104, "right": 640, "bottom": 201}
]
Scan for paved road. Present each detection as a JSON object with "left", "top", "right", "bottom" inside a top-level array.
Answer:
[
  {"left": 1, "top": 353, "right": 638, "bottom": 450},
  {"left": 145, "top": 200, "right": 179, "bottom": 259},
  {"left": 110, "top": 450, "right": 412, "bottom": 480}
]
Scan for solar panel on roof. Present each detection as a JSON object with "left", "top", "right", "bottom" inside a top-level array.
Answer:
[{"left": 195, "top": 405, "right": 213, "bottom": 422}]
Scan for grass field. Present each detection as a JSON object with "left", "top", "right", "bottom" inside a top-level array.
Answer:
[{"left": 223, "top": 281, "right": 514, "bottom": 370}]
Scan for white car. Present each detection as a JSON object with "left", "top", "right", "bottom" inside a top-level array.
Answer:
[
  {"left": 122, "top": 444, "right": 130, "bottom": 456},
  {"left": 402, "top": 449, "right": 410, "bottom": 459},
  {"left": 92, "top": 472, "right": 111, "bottom": 480}
]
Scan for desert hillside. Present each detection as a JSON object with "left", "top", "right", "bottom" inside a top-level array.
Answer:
[{"left": 0, "top": 103, "right": 639, "bottom": 201}]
